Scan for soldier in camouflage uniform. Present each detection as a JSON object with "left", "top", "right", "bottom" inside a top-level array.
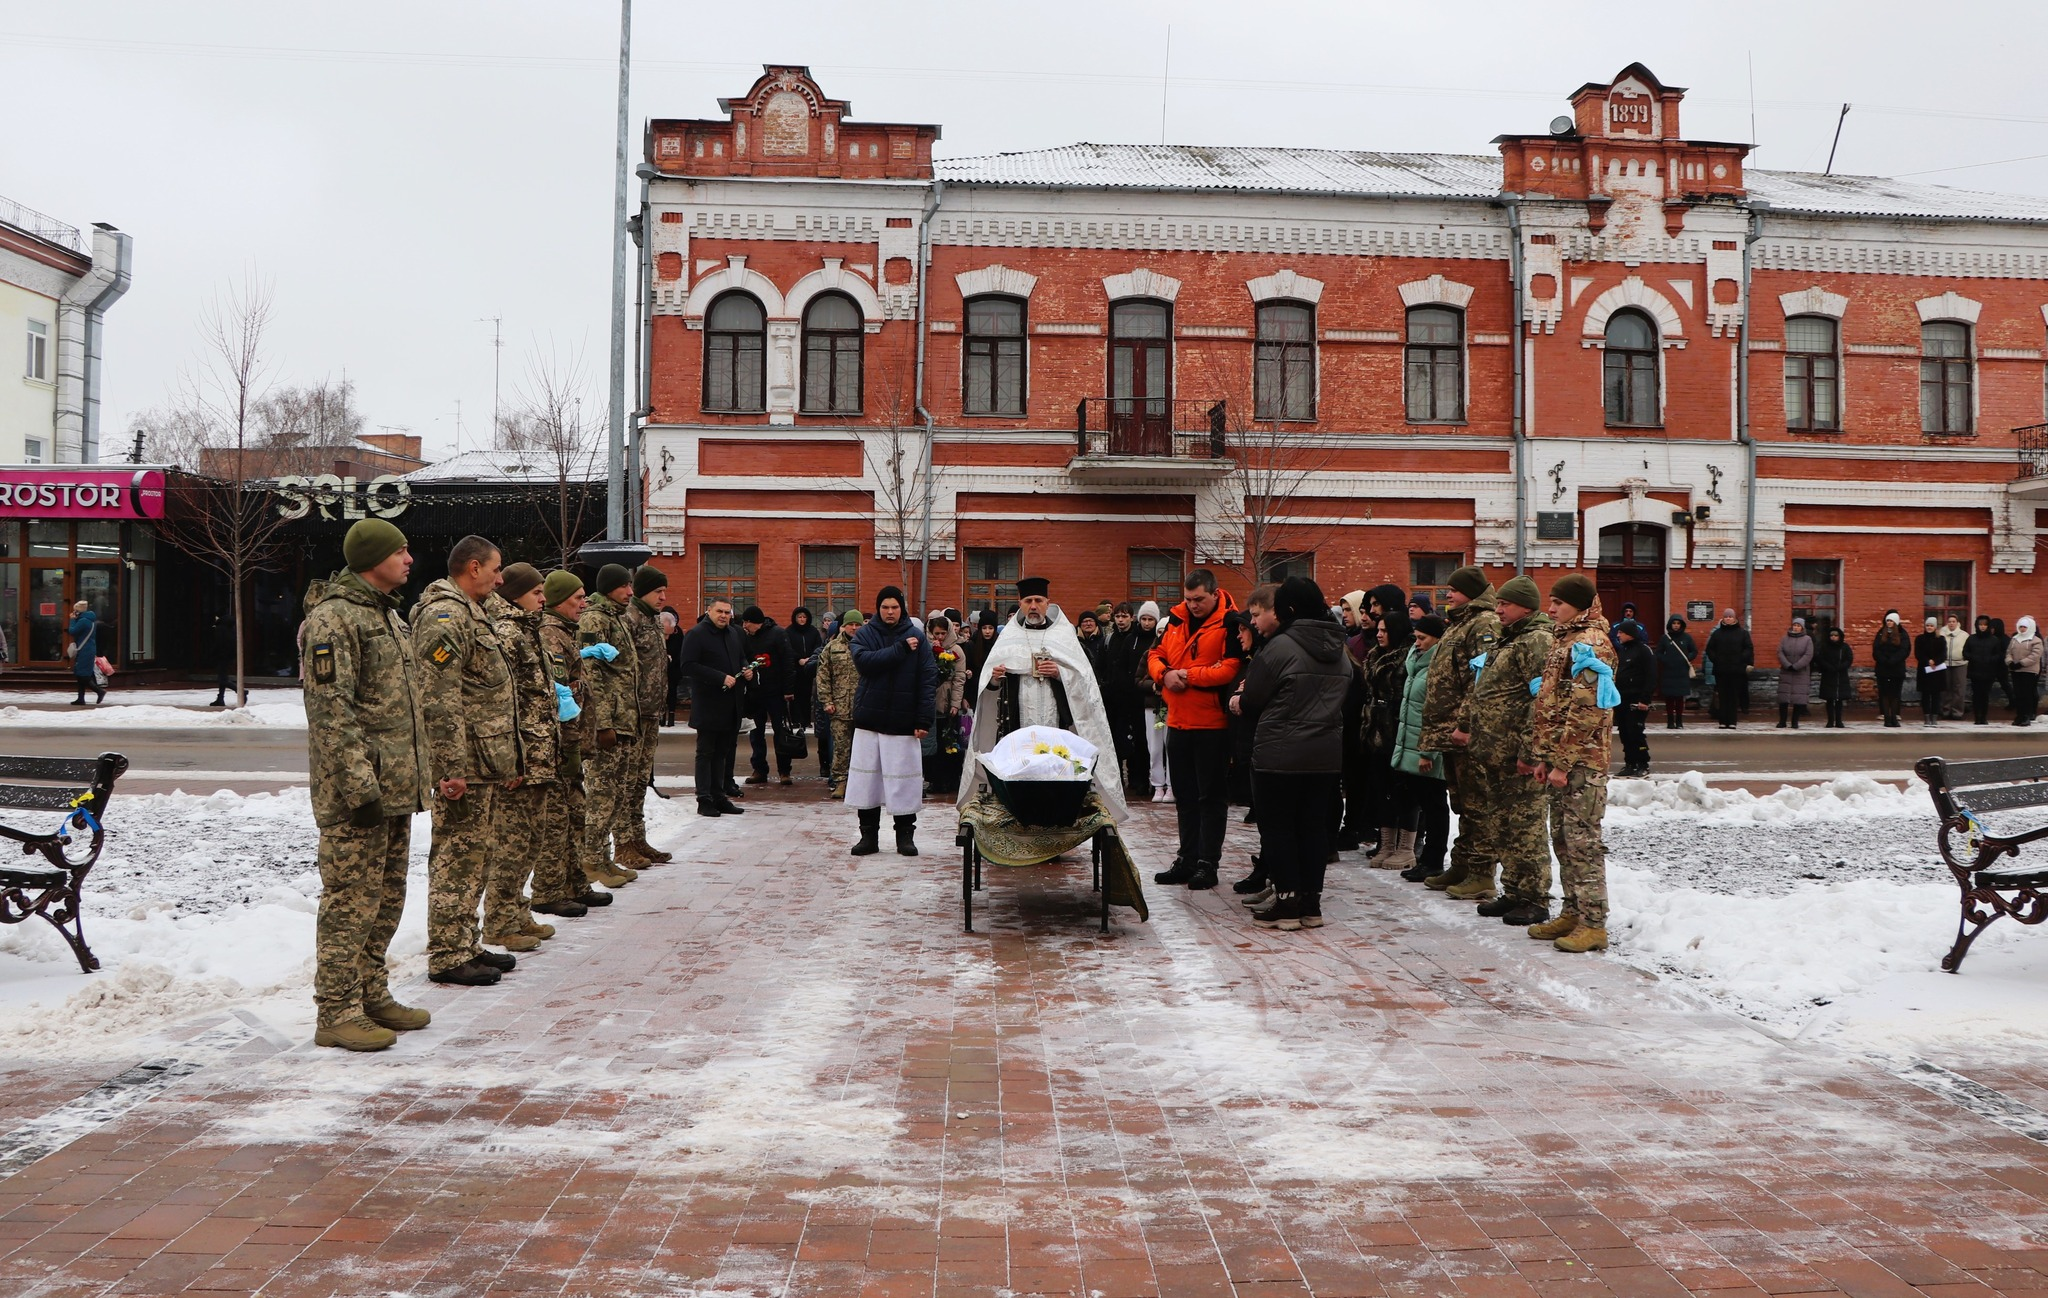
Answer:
[
  {"left": 1417, "top": 566, "right": 1500, "bottom": 892},
  {"left": 617, "top": 566, "right": 674, "bottom": 865},
  {"left": 814, "top": 610, "right": 862, "bottom": 797},
  {"left": 413, "top": 534, "right": 522, "bottom": 986},
  {"left": 578, "top": 564, "right": 641, "bottom": 883},
  {"left": 482, "top": 563, "right": 560, "bottom": 951},
  {"left": 1453, "top": 575, "right": 1554, "bottom": 919},
  {"left": 536, "top": 570, "right": 613, "bottom": 908},
  {"left": 1525, "top": 572, "right": 1617, "bottom": 953},
  {"left": 304, "top": 518, "right": 431, "bottom": 1052}
]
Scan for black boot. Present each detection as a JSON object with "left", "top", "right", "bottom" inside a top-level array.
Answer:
[
  {"left": 209, "top": 693, "right": 226, "bottom": 707},
  {"left": 1186, "top": 861, "right": 1219, "bottom": 891},
  {"left": 1231, "top": 856, "right": 1269, "bottom": 894},
  {"left": 1399, "top": 860, "right": 1435, "bottom": 882},
  {"left": 697, "top": 799, "right": 723, "bottom": 818},
  {"left": 1155, "top": 857, "right": 1196, "bottom": 886},
  {"left": 851, "top": 807, "right": 881, "bottom": 856},
  {"left": 894, "top": 814, "right": 919, "bottom": 856},
  {"left": 1475, "top": 895, "right": 1521, "bottom": 918}
]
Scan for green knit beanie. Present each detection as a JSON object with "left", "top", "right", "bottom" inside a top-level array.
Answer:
[
  {"left": 633, "top": 564, "right": 669, "bottom": 598},
  {"left": 1447, "top": 565, "right": 1488, "bottom": 600},
  {"left": 1550, "top": 572, "right": 1598, "bottom": 612},
  {"left": 343, "top": 518, "right": 407, "bottom": 573},
  {"left": 1496, "top": 575, "right": 1542, "bottom": 611},
  {"left": 543, "top": 570, "right": 584, "bottom": 607},
  {"left": 595, "top": 563, "right": 632, "bottom": 597}
]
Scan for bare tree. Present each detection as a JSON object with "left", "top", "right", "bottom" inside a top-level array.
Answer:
[
  {"left": 1204, "top": 352, "right": 1343, "bottom": 587},
  {"left": 846, "top": 349, "right": 938, "bottom": 597},
  {"left": 250, "top": 378, "right": 365, "bottom": 451},
  {"left": 497, "top": 345, "right": 603, "bottom": 567},
  {"left": 148, "top": 279, "right": 297, "bottom": 709}
]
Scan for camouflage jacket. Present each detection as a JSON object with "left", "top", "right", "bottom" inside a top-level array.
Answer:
[
  {"left": 815, "top": 631, "right": 858, "bottom": 719},
  {"left": 1530, "top": 607, "right": 1617, "bottom": 775},
  {"left": 410, "top": 578, "right": 520, "bottom": 784},
  {"left": 624, "top": 597, "right": 668, "bottom": 721},
  {"left": 487, "top": 594, "right": 559, "bottom": 783},
  {"left": 539, "top": 607, "right": 588, "bottom": 758},
  {"left": 1419, "top": 587, "right": 1501, "bottom": 750},
  {"left": 1457, "top": 610, "right": 1554, "bottom": 769},
  {"left": 302, "top": 571, "right": 429, "bottom": 829},
  {"left": 577, "top": 592, "right": 639, "bottom": 736}
]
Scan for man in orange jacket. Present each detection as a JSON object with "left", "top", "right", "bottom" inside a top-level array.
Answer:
[{"left": 1147, "top": 568, "right": 1243, "bottom": 890}]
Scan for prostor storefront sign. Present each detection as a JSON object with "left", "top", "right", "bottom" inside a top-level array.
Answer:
[{"left": 0, "top": 469, "right": 166, "bottom": 519}]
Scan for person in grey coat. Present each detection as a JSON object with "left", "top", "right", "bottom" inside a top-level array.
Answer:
[
  {"left": 1232, "top": 576, "right": 1350, "bottom": 932},
  {"left": 1776, "top": 617, "right": 1814, "bottom": 728}
]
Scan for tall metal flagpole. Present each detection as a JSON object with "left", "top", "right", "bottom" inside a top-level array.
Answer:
[{"left": 605, "top": 0, "right": 633, "bottom": 539}]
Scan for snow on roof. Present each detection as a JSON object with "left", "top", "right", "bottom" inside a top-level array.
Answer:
[
  {"left": 403, "top": 448, "right": 599, "bottom": 484},
  {"left": 936, "top": 142, "right": 2048, "bottom": 224}
]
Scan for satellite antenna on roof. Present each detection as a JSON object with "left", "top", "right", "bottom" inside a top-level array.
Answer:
[{"left": 1549, "top": 116, "right": 1574, "bottom": 137}]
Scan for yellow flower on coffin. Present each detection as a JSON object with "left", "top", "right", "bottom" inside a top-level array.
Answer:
[
  {"left": 1051, "top": 745, "right": 1072, "bottom": 760},
  {"left": 1031, "top": 742, "right": 1052, "bottom": 755}
]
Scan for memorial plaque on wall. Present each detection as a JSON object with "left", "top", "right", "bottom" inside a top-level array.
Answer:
[
  {"left": 1535, "top": 511, "right": 1576, "bottom": 541},
  {"left": 1686, "top": 601, "right": 1715, "bottom": 622}
]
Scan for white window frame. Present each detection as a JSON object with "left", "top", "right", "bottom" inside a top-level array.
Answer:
[
  {"left": 25, "top": 319, "right": 48, "bottom": 382},
  {"left": 22, "top": 437, "right": 45, "bottom": 465}
]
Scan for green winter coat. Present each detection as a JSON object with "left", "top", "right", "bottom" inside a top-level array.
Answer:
[
  {"left": 488, "top": 593, "right": 559, "bottom": 783},
  {"left": 1392, "top": 643, "right": 1442, "bottom": 779},
  {"left": 577, "top": 592, "right": 640, "bottom": 736},
  {"left": 302, "top": 571, "right": 430, "bottom": 829},
  {"left": 410, "top": 578, "right": 520, "bottom": 784}
]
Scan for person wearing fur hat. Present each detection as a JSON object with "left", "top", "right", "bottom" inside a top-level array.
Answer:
[
  {"left": 576, "top": 563, "right": 645, "bottom": 880},
  {"left": 1526, "top": 573, "right": 1617, "bottom": 954}
]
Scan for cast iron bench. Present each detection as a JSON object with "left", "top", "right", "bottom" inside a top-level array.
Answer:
[
  {"left": 0, "top": 752, "right": 130, "bottom": 973},
  {"left": 1917, "top": 754, "right": 2048, "bottom": 972}
]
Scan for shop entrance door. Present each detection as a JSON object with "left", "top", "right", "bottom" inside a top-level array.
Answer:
[{"left": 28, "top": 567, "right": 67, "bottom": 663}]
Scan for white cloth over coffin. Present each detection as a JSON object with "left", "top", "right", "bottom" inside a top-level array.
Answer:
[
  {"left": 957, "top": 605, "right": 1128, "bottom": 822},
  {"left": 982, "top": 725, "right": 1098, "bottom": 782},
  {"left": 846, "top": 729, "right": 923, "bottom": 816}
]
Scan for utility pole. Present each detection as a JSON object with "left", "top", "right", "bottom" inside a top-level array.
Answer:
[
  {"left": 605, "top": 0, "right": 633, "bottom": 540},
  {"left": 478, "top": 315, "right": 503, "bottom": 446}
]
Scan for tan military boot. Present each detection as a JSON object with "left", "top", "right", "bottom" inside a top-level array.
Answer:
[
  {"left": 315, "top": 1015, "right": 398, "bottom": 1052},
  {"left": 519, "top": 917, "right": 556, "bottom": 940},
  {"left": 632, "top": 838, "right": 674, "bottom": 863},
  {"left": 1527, "top": 912, "right": 1580, "bottom": 941},
  {"left": 614, "top": 841, "right": 652, "bottom": 866},
  {"left": 486, "top": 931, "right": 541, "bottom": 952},
  {"left": 363, "top": 997, "right": 431, "bottom": 1031},
  {"left": 591, "top": 864, "right": 633, "bottom": 888},
  {"left": 1553, "top": 924, "right": 1609, "bottom": 953},
  {"left": 1445, "top": 870, "right": 1497, "bottom": 901},
  {"left": 1374, "top": 829, "right": 1415, "bottom": 870},
  {"left": 1423, "top": 863, "right": 1468, "bottom": 891}
]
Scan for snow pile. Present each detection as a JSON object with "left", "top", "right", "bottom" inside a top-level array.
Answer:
[
  {"left": 0, "top": 788, "right": 428, "bottom": 1057},
  {"left": 1607, "top": 771, "right": 1923, "bottom": 825},
  {"left": 0, "top": 695, "right": 307, "bottom": 728}
]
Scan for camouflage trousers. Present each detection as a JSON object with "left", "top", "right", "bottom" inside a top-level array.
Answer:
[
  {"left": 1446, "top": 752, "right": 1502, "bottom": 875},
  {"left": 483, "top": 782, "right": 551, "bottom": 938},
  {"left": 581, "top": 741, "right": 634, "bottom": 872},
  {"left": 1495, "top": 767, "right": 1553, "bottom": 904},
  {"left": 830, "top": 718, "right": 854, "bottom": 789},
  {"left": 427, "top": 782, "right": 498, "bottom": 975},
  {"left": 313, "top": 813, "right": 411, "bottom": 1029},
  {"left": 621, "top": 721, "right": 659, "bottom": 844},
  {"left": 1546, "top": 766, "right": 1609, "bottom": 928}
]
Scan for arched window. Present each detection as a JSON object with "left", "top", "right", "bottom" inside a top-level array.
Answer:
[
  {"left": 1784, "top": 315, "right": 1839, "bottom": 431},
  {"left": 1920, "top": 320, "right": 1973, "bottom": 434},
  {"left": 801, "top": 292, "right": 864, "bottom": 415},
  {"left": 702, "top": 292, "right": 765, "bottom": 413},
  {"left": 1254, "top": 301, "right": 1316, "bottom": 422},
  {"left": 962, "top": 295, "right": 1025, "bottom": 416},
  {"left": 1404, "top": 306, "right": 1464, "bottom": 422},
  {"left": 1602, "top": 309, "right": 1659, "bottom": 427}
]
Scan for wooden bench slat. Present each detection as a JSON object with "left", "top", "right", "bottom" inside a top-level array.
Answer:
[
  {"left": 0, "top": 755, "right": 109, "bottom": 784},
  {"left": 1954, "top": 783, "right": 2048, "bottom": 816},
  {"left": 0, "top": 784, "right": 100, "bottom": 815},
  {"left": 1925, "top": 755, "right": 2048, "bottom": 789}
]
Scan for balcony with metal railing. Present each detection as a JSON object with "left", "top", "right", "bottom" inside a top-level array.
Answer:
[
  {"left": 1070, "top": 398, "right": 1233, "bottom": 480},
  {"left": 2017, "top": 424, "right": 2048, "bottom": 494},
  {"left": 0, "top": 195, "right": 85, "bottom": 256}
]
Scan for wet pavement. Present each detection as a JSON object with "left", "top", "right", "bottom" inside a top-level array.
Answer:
[{"left": 3, "top": 784, "right": 2048, "bottom": 1295}]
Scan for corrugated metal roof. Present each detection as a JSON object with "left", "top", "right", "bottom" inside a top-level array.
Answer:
[
  {"left": 404, "top": 448, "right": 598, "bottom": 484},
  {"left": 935, "top": 143, "right": 2048, "bottom": 224}
]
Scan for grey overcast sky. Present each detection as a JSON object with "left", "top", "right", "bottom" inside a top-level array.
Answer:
[{"left": 4, "top": 0, "right": 2046, "bottom": 462}]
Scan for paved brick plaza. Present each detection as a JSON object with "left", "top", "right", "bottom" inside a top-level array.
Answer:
[{"left": 4, "top": 788, "right": 2048, "bottom": 1297}]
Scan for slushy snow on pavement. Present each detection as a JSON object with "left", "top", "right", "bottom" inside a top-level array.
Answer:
[{"left": 0, "top": 770, "right": 2044, "bottom": 1070}]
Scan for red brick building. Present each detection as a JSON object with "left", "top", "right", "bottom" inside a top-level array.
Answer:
[{"left": 640, "top": 63, "right": 2048, "bottom": 645}]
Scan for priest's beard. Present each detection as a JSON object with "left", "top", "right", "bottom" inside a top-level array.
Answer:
[{"left": 1022, "top": 615, "right": 1050, "bottom": 629}]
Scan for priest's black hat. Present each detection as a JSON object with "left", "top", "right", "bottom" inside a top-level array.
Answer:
[{"left": 1015, "top": 576, "right": 1050, "bottom": 599}]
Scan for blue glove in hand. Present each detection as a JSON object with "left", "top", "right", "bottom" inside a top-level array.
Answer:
[
  {"left": 1571, "top": 641, "right": 1623, "bottom": 708},
  {"left": 1528, "top": 676, "right": 1543, "bottom": 697},
  {"left": 554, "top": 681, "right": 581, "bottom": 722},
  {"left": 578, "top": 643, "right": 619, "bottom": 662},
  {"left": 1469, "top": 651, "right": 1488, "bottom": 678}
]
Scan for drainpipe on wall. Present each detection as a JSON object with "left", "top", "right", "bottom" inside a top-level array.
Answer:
[
  {"left": 1504, "top": 197, "right": 1527, "bottom": 572},
  {"left": 55, "top": 225, "right": 132, "bottom": 463},
  {"left": 913, "top": 178, "right": 945, "bottom": 614},
  {"left": 1738, "top": 202, "right": 1767, "bottom": 629}
]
